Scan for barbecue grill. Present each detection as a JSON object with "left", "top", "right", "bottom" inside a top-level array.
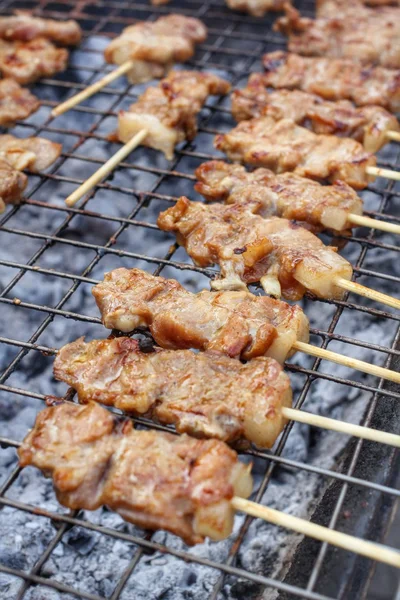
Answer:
[{"left": 0, "top": 0, "right": 399, "bottom": 598}]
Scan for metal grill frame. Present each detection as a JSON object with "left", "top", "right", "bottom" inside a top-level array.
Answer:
[{"left": 0, "top": 0, "right": 399, "bottom": 598}]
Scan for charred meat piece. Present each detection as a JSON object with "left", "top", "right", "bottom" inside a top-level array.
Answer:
[
  {"left": 262, "top": 51, "right": 400, "bottom": 113},
  {"left": 275, "top": 4, "right": 400, "bottom": 69},
  {"left": 118, "top": 70, "right": 231, "bottom": 159},
  {"left": 0, "top": 158, "right": 27, "bottom": 213},
  {"left": 18, "top": 401, "right": 252, "bottom": 545},
  {"left": 215, "top": 116, "right": 375, "bottom": 190},
  {"left": 0, "top": 13, "right": 82, "bottom": 45},
  {"left": 0, "top": 78, "right": 40, "bottom": 126},
  {"left": 0, "top": 134, "right": 61, "bottom": 171},
  {"left": 105, "top": 15, "right": 207, "bottom": 84},
  {"left": 226, "top": 0, "right": 289, "bottom": 16},
  {"left": 0, "top": 37, "right": 69, "bottom": 84},
  {"left": 158, "top": 198, "right": 353, "bottom": 300},
  {"left": 54, "top": 337, "right": 292, "bottom": 448},
  {"left": 231, "top": 78, "right": 399, "bottom": 153},
  {"left": 195, "top": 160, "right": 362, "bottom": 235},
  {"left": 92, "top": 268, "right": 309, "bottom": 364}
]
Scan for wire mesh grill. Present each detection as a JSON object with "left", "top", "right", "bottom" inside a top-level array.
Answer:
[{"left": 0, "top": 0, "right": 399, "bottom": 598}]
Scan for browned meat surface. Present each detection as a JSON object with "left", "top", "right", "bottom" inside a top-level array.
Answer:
[
  {"left": 18, "top": 401, "right": 252, "bottom": 545},
  {"left": 0, "top": 134, "right": 61, "bottom": 172},
  {"left": 195, "top": 160, "right": 362, "bottom": 234},
  {"left": 0, "top": 78, "right": 40, "bottom": 126},
  {"left": 54, "top": 337, "right": 292, "bottom": 448},
  {"left": 262, "top": 51, "right": 400, "bottom": 113},
  {"left": 231, "top": 78, "right": 399, "bottom": 153},
  {"left": 118, "top": 70, "right": 231, "bottom": 159},
  {"left": 317, "top": 0, "right": 400, "bottom": 17},
  {"left": 0, "top": 158, "right": 27, "bottom": 213},
  {"left": 158, "top": 198, "right": 353, "bottom": 300},
  {"left": 0, "top": 37, "right": 68, "bottom": 84},
  {"left": 105, "top": 15, "right": 207, "bottom": 84},
  {"left": 275, "top": 4, "right": 400, "bottom": 69},
  {"left": 215, "top": 116, "right": 375, "bottom": 190},
  {"left": 0, "top": 13, "right": 82, "bottom": 45},
  {"left": 92, "top": 268, "right": 309, "bottom": 364},
  {"left": 226, "top": 0, "right": 288, "bottom": 16}
]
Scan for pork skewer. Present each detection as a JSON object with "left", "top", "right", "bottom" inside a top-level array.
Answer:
[
  {"left": 214, "top": 116, "right": 398, "bottom": 190},
  {"left": 261, "top": 51, "right": 400, "bottom": 113},
  {"left": 18, "top": 401, "right": 400, "bottom": 566},
  {"left": 157, "top": 198, "right": 400, "bottom": 310},
  {"left": 194, "top": 160, "right": 400, "bottom": 236},
  {"left": 274, "top": 4, "right": 400, "bottom": 69},
  {"left": 65, "top": 70, "right": 231, "bottom": 207},
  {"left": 0, "top": 78, "right": 40, "bottom": 126},
  {"left": 53, "top": 336, "right": 400, "bottom": 449},
  {"left": 52, "top": 15, "right": 207, "bottom": 117},
  {"left": 231, "top": 77, "right": 400, "bottom": 152},
  {"left": 92, "top": 268, "right": 400, "bottom": 381},
  {"left": 225, "top": 0, "right": 289, "bottom": 16}
]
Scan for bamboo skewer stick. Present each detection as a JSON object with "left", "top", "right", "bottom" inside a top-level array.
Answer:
[
  {"left": 232, "top": 497, "right": 400, "bottom": 568},
  {"left": 65, "top": 130, "right": 148, "bottom": 207},
  {"left": 386, "top": 130, "right": 400, "bottom": 144},
  {"left": 367, "top": 165, "right": 400, "bottom": 182},
  {"left": 335, "top": 277, "right": 400, "bottom": 311},
  {"left": 282, "top": 407, "right": 400, "bottom": 448},
  {"left": 347, "top": 213, "right": 400, "bottom": 235},
  {"left": 52, "top": 60, "right": 135, "bottom": 118},
  {"left": 292, "top": 340, "right": 400, "bottom": 384}
]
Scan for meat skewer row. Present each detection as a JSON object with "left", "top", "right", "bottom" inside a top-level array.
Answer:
[
  {"left": 262, "top": 51, "right": 400, "bottom": 114},
  {"left": 19, "top": 400, "right": 400, "bottom": 566},
  {"left": 52, "top": 15, "right": 207, "bottom": 116},
  {"left": 0, "top": 134, "right": 62, "bottom": 213},
  {"left": 274, "top": 4, "right": 400, "bottom": 69},
  {"left": 0, "top": 13, "right": 82, "bottom": 85},
  {"left": 215, "top": 116, "right": 399, "bottom": 189},
  {"left": 54, "top": 336, "right": 400, "bottom": 449},
  {"left": 194, "top": 161, "right": 400, "bottom": 236},
  {"left": 157, "top": 198, "right": 400, "bottom": 310},
  {"left": 231, "top": 76, "right": 400, "bottom": 152},
  {"left": 65, "top": 70, "right": 231, "bottom": 207},
  {"left": 92, "top": 268, "right": 400, "bottom": 382}
]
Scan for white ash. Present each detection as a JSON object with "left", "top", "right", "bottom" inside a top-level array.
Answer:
[{"left": 1, "top": 34, "right": 400, "bottom": 600}]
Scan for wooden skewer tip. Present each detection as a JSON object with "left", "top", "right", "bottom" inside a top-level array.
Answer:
[
  {"left": 366, "top": 166, "right": 400, "bottom": 182},
  {"left": 386, "top": 130, "right": 400, "bottom": 144},
  {"left": 335, "top": 277, "right": 400, "bottom": 311},
  {"left": 348, "top": 213, "right": 400, "bottom": 236}
]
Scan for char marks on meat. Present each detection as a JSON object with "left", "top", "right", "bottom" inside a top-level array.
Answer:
[
  {"left": 232, "top": 77, "right": 399, "bottom": 153},
  {"left": 54, "top": 337, "right": 292, "bottom": 448},
  {"left": 262, "top": 51, "right": 400, "bottom": 113},
  {"left": 18, "top": 401, "right": 253, "bottom": 545},
  {"left": 0, "top": 158, "right": 27, "bottom": 213},
  {"left": 275, "top": 4, "right": 400, "bottom": 69},
  {"left": 215, "top": 116, "right": 375, "bottom": 189},
  {"left": 105, "top": 15, "right": 207, "bottom": 84},
  {"left": 158, "top": 198, "right": 353, "bottom": 300},
  {"left": 0, "top": 37, "right": 69, "bottom": 84},
  {"left": 0, "top": 78, "right": 40, "bottom": 126},
  {"left": 0, "top": 134, "right": 61, "bottom": 172},
  {"left": 92, "top": 268, "right": 309, "bottom": 364},
  {"left": 118, "top": 70, "right": 231, "bottom": 159},
  {"left": 195, "top": 160, "right": 362, "bottom": 234},
  {"left": 0, "top": 13, "right": 82, "bottom": 45}
]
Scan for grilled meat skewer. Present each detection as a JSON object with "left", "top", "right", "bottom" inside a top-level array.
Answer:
[
  {"left": 92, "top": 268, "right": 309, "bottom": 364},
  {"left": 0, "top": 78, "right": 40, "bottom": 126},
  {"left": 231, "top": 78, "right": 399, "bottom": 153},
  {"left": 18, "top": 401, "right": 253, "bottom": 545},
  {"left": 275, "top": 4, "right": 400, "bottom": 69},
  {"left": 226, "top": 0, "right": 288, "bottom": 16},
  {"left": 118, "top": 70, "right": 231, "bottom": 160},
  {"left": 194, "top": 160, "right": 363, "bottom": 235},
  {"left": 54, "top": 337, "right": 292, "bottom": 448},
  {"left": 0, "top": 13, "right": 82, "bottom": 45},
  {"left": 262, "top": 51, "right": 400, "bottom": 113},
  {"left": 105, "top": 15, "right": 207, "bottom": 84},
  {"left": 215, "top": 116, "right": 376, "bottom": 190}
]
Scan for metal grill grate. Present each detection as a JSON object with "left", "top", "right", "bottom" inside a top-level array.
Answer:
[{"left": 0, "top": 0, "right": 399, "bottom": 598}]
